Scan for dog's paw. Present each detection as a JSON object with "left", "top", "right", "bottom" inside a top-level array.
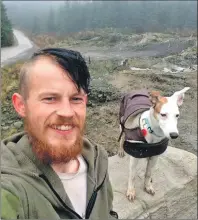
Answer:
[
  {"left": 118, "top": 149, "right": 125, "bottom": 157},
  {"left": 144, "top": 185, "right": 155, "bottom": 195},
  {"left": 126, "top": 188, "right": 136, "bottom": 201}
]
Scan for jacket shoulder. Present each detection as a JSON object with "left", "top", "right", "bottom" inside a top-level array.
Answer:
[{"left": 1, "top": 188, "right": 21, "bottom": 219}]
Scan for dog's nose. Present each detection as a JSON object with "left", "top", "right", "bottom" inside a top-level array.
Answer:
[{"left": 170, "top": 132, "right": 179, "bottom": 139}]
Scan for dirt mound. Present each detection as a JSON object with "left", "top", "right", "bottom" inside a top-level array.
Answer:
[
  {"left": 2, "top": 30, "right": 197, "bottom": 157},
  {"left": 107, "top": 69, "right": 197, "bottom": 156}
]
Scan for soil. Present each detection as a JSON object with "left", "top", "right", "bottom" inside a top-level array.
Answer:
[
  {"left": 60, "top": 38, "right": 193, "bottom": 60},
  {"left": 81, "top": 37, "right": 197, "bottom": 156},
  {"left": 85, "top": 67, "right": 197, "bottom": 156},
  {"left": 2, "top": 31, "right": 197, "bottom": 157}
]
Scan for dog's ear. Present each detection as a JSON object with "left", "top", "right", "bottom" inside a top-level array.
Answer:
[
  {"left": 149, "top": 91, "right": 161, "bottom": 105},
  {"left": 172, "top": 87, "right": 190, "bottom": 106}
]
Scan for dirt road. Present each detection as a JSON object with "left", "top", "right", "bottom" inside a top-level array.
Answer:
[
  {"left": 66, "top": 39, "right": 193, "bottom": 60},
  {"left": 1, "top": 29, "right": 38, "bottom": 67},
  {"left": 83, "top": 37, "right": 197, "bottom": 156}
]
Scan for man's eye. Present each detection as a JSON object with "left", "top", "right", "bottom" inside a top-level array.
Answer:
[
  {"left": 71, "top": 97, "right": 84, "bottom": 103},
  {"left": 43, "top": 97, "right": 56, "bottom": 101}
]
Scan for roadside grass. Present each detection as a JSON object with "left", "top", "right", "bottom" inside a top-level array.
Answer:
[
  {"left": 1, "top": 61, "right": 25, "bottom": 139},
  {"left": 1, "top": 61, "right": 23, "bottom": 104},
  {"left": 29, "top": 28, "right": 196, "bottom": 49}
]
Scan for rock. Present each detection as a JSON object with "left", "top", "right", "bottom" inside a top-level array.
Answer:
[
  {"left": 87, "top": 101, "right": 93, "bottom": 107},
  {"left": 7, "top": 120, "right": 14, "bottom": 125},
  {"left": 109, "top": 146, "right": 197, "bottom": 219},
  {"left": 98, "top": 94, "right": 103, "bottom": 98},
  {"left": 14, "top": 121, "right": 23, "bottom": 128},
  {"left": 120, "top": 59, "right": 129, "bottom": 67},
  {"left": 2, "top": 126, "right": 9, "bottom": 131},
  {"left": 106, "top": 96, "right": 111, "bottom": 101},
  {"left": 90, "top": 37, "right": 100, "bottom": 41},
  {"left": 2, "top": 107, "right": 7, "bottom": 113},
  {"left": 130, "top": 67, "right": 151, "bottom": 71},
  {"left": 163, "top": 67, "right": 171, "bottom": 73}
]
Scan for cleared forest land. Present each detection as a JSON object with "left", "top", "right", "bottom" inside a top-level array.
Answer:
[{"left": 2, "top": 29, "right": 197, "bottom": 156}]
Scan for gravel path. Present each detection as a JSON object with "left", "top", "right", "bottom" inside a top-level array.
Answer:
[{"left": 1, "top": 29, "right": 38, "bottom": 67}]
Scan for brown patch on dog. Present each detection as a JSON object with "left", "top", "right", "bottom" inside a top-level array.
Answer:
[
  {"left": 149, "top": 91, "right": 161, "bottom": 105},
  {"left": 149, "top": 91, "right": 168, "bottom": 118},
  {"left": 149, "top": 91, "right": 160, "bottom": 97},
  {"left": 154, "top": 96, "right": 168, "bottom": 116}
]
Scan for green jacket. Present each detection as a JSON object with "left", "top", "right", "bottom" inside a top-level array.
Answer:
[{"left": 1, "top": 132, "right": 118, "bottom": 219}]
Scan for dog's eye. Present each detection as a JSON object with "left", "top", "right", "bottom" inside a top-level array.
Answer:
[
  {"left": 160, "top": 113, "right": 167, "bottom": 117},
  {"left": 176, "top": 114, "right": 180, "bottom": 118}
]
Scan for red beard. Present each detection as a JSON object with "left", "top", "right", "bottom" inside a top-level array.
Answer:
[{"left": 24, "top": 116, "right": 84, "bottom": 165}]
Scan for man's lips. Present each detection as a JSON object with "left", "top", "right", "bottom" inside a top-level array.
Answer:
[
  {"left": 51, "top": 124, "right": 74, "bottom": 131},
  {"left": 50, "top": 124, "right": 75, "bottom": 135}
]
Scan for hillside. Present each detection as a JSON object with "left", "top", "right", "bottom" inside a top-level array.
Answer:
[
  {"left": 1, "top": 1, "right": 14, "bottom": 47},
  {"left": 1, "top": 29, "right": 197, "bottom": 156}
]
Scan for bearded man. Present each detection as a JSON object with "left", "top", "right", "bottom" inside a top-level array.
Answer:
[{"left": 1, "top": 48, "right": 118, "bottom": 219}]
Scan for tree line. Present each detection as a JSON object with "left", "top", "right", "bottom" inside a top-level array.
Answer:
[
  {"left": 1, "top": 1, "right": 14, "bottom": 47},
  {"left": 5, "top": 1, "right": 197, "bottom": 35}
]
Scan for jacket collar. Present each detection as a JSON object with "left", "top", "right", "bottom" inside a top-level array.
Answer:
[{"left": 2, "top": 132, "right": 108, "bottom": 208}]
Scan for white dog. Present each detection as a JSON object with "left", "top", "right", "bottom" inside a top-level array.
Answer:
[{"left": 118, "top": 87, "right": 190, "bottom": 201}]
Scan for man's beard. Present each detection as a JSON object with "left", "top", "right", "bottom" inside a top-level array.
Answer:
[{"left": 24, "top": 116, "right": 84, "bottom": 165}]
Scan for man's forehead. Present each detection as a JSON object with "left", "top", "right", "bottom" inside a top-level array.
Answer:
[
  {"left": 27, "top": 56, "right": 85, "bottom": 94},
  {"left": 30, "top": 56, "right": 61, "bottom": 73},
  {"left": 28, "top": 57, "right": 68, "bottom": 81}
]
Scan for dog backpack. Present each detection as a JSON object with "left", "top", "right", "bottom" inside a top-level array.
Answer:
[{"left": 118, "top": 89, "right": 152, "bottom": 142}]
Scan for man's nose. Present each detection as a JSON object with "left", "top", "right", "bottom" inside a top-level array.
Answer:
[
  {"left": 170, "top": 132, "right": 179, "bottom": 139},
  {"left": 56, "top": 100, "right": 75, "bottom": 117}
]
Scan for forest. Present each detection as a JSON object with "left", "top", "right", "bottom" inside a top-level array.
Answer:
[
  {"left": 4, "top": 1, "right": 197, "bottom": 35},
  {"left": 1, "top": 1, "right": 14, "bottom": 47}
]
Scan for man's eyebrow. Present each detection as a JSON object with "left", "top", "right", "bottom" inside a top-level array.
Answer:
[
  {"left": 38, "top": 91, "right": 85, "bottom": 98},
  {"left": 38, "top": 92, "right": 60, "bottom": 98},
  {"left": 72, "top": 91, "right": 85, "bottom": 96}
]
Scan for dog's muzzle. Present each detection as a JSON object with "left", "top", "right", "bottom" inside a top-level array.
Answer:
[{"left": 123, "top": 138, "right": 169, "bottom": 158}]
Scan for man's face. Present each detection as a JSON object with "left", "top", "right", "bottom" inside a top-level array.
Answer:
[{"left": 16, "top": 57, "right": 87, "bottom": 164}]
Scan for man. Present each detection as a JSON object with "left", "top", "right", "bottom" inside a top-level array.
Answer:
[{"left": 1, "top": 48, "right": 118, "bottom": 219}]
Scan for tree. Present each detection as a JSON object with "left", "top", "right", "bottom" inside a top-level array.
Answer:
[
  {"left": 32, "top": 16, "right": 40, "bottom": 34},
  {"left": 47, "top": 7, "right": 56, "bottom": 33},
  {"left": 3, "top": 1, "right": 197, "bottom": 35},
  {"left": 1, "top": 1, "right": 14, "bottom": 47}
]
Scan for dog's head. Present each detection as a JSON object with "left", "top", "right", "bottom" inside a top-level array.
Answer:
[{"left": 149, "top": 87, "right": 190, "bottom": 139}]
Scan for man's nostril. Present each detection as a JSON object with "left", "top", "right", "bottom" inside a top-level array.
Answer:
[{"left": 170, "top": 132, "right": 179, "bottom": 139}]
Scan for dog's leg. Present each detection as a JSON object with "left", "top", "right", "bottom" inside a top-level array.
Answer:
[
  {"left": 126, "top": 156, "right": 139, "bottom": 201},
  {"left": 118, "top": 126, "right": 125, "bottom": 157},
  {"left": 144, "top": 156, "right": 158, "bottom": 195}
]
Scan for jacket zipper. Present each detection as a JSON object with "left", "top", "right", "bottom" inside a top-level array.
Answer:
[
  {"left": 40, "top": 171, "right": 107, "bottom": 219},
  {"left": 85, "top": 172, "right": 107, "bottom": 219},
  {"left": 40, "top": 174, "right": 82, "bottom": 219}
]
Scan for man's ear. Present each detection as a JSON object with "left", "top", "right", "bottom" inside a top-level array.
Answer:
[
  {"left": 12, "top": 93, "right": 26, "bottom": 117},
  {"left": 172, "top": 87, "right": 190, "bottom": 106}
]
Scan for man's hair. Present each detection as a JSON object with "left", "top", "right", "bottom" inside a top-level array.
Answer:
[{"left": 19, "top": 48, "right": 90, "bottom": 99}]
